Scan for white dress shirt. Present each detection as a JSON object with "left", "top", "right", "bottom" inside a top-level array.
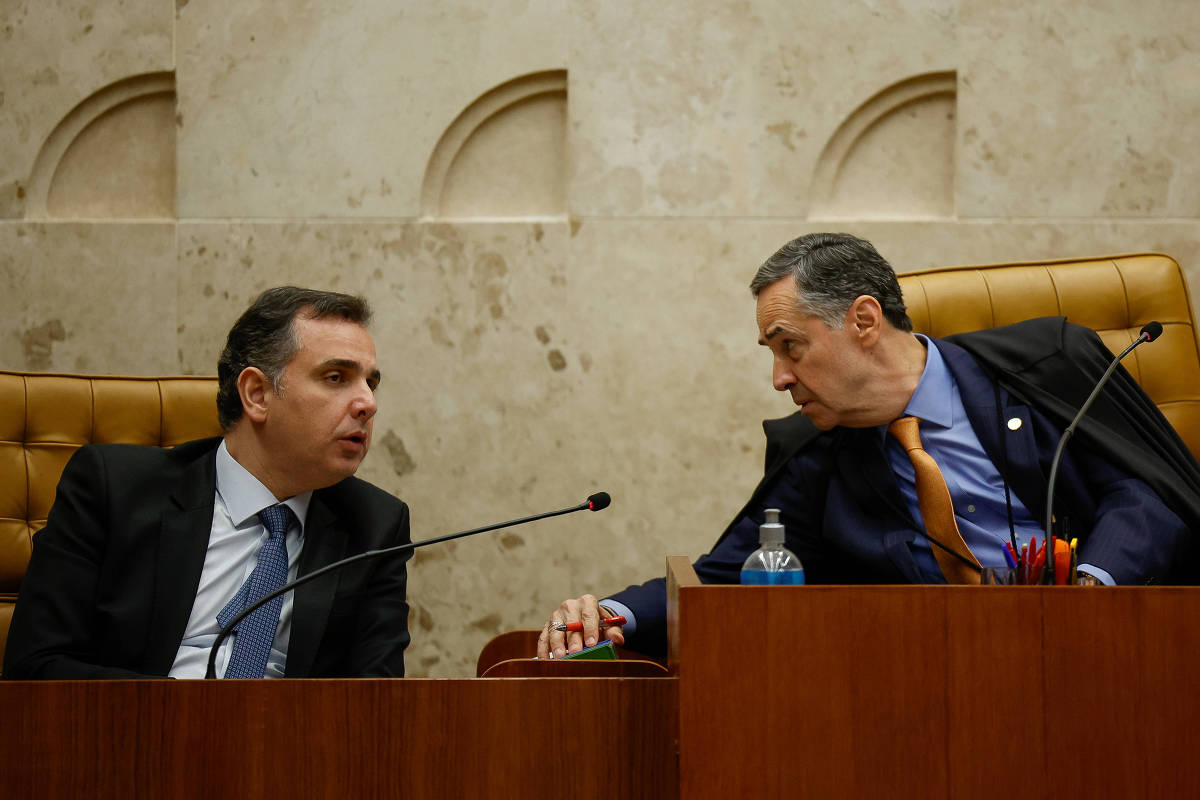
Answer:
[{"left": 168, "top": 441, "right": 311, "bottom": 679}]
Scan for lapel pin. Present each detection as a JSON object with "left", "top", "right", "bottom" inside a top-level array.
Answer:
[{"left": 1007, "top": 417, "right": 1022, "bottom": 431}]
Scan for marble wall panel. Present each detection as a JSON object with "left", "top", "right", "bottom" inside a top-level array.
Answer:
[
  {"left": 568, "top": 0, "right": 956, "bottom": 217},
  {"left": 45, "top": 92, "right": 177, "bottom": 219},
  {"left": 957, "top": 0, "right": 1200, "bottom": 218},
  {"left": 0, "top": 221, "right": 177, "bottom": 373},
  {"left": 436, "top": 90, "right": 568, "bottom": 219},
  {"left": 0, "top": 0, "right": 173, "bottom": 218},
  {"left": 175, "top": 0, "right": 568, "bottom": 218},
  {"left": 813, "top": 90, "right": 957, "bottom": 219}
]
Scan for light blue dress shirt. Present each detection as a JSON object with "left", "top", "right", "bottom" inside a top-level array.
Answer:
[
  {"left": 888, "top": 336, "right": 1045, "bottom": 581},
  {"left": 167, "top": 441, "right": 312, "bottom": 678},
  {"left": 890, "top": 336, "right": 1111, "bottom": 584}
]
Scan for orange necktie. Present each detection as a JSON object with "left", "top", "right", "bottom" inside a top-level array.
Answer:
[{"left": 888, "top": 416, "right": 982, "bottom": 585}]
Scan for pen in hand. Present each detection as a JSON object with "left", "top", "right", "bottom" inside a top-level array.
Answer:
[{"left": 552, "top": 616, "right": 627, "bottom": 632}]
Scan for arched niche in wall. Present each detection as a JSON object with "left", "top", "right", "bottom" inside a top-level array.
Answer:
[
  {"left": 421, "top": 70, "right": 567, "bottom": 220},
  {"left": 810, "top": 71, "right": 956, "bottom": 220},
  {"left": 26, "top": 72, "right": 176, "bottom": 220}
]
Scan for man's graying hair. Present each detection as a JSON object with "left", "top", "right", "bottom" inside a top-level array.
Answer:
[
  {"left": 749, "top": 232, "right": 913, "bottom": 332},
  {"left": 216, "top": 286, "right": 372, "bottom": 430}
]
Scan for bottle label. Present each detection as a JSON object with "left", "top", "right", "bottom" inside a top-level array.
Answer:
[{"left": 740, "top": 569, "right": 806, "bottom": 586}]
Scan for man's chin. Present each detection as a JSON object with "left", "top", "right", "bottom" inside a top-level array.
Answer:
[
  {"left": 322, "top": 452, "right": 367, "bottom": 485},
  {"left": 799, "top": 405, "right": 836, "bottom": 430}
]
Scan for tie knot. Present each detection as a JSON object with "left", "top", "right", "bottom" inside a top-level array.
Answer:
[
  {"left": 258, "top": 504, "right": 295, "bottom": 539},
  {"left": 887, "top": 415, "right": 922, "bottom": 450}
]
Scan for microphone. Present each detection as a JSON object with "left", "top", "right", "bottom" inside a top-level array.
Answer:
[
  {"left": 1043, "top": 322, "right": 1161, "bottom": 583},
  {"left": 205, "top": 491, "right": 612, "bottom": 678}
]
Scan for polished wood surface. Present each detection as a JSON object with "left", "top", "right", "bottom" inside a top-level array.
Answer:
[
  {"left": 481, "top": 657, "right": 668, "bottom": 678},
  {"left": 665, "top": 565, "right": 1200, "bottom": 800},
  {"left": 666, "top": 554, "right": 700, "bottom": 674},
  {"left": 0, "top": 678, "right": 678, "bottom": 800},
  {"left": 476, "top": 628, "right": 667, "bottom": 676}
]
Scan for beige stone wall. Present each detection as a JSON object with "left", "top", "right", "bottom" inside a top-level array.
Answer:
[{"left": 3, "top": 0, "right": 1198, "bottom": 676}]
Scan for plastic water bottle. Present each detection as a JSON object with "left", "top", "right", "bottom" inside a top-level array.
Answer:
[{"left": 740, "top": 508, "right": 805, "bottom": 585}]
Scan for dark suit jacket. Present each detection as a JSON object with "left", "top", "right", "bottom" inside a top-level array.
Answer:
[
  {"left": 613, "top": 319, "right": 1196, "bottom": 655},
  {"left": 3, "top": 437, "right": 412, "bottom": 679}
]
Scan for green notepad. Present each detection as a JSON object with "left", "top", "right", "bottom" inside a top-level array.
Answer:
[{"left": 561, "top": 640, "right": 617, "bottom": 660}]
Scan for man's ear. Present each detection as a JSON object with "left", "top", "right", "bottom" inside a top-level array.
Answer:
[
  {"left": 237, "top": 367, "right": 272, "bottom": 424},
  {"left": 847, "top": 295, "right": 884, "bottom": 345}
]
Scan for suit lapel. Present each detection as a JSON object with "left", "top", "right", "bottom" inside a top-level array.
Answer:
[
  {"left": 284, "top": 493, "right": 347, "bottom": 677},
  {"left": 144, "top": 448, "right": 219, "bottom": 674},
  {"left": 836, "top": 428, "right": 912, "bottom": 523},
  {"left": 833, "top": 429, "right": 926, "bottom": 582}
]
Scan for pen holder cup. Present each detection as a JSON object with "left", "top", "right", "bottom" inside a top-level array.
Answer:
[{"left": 980, "top": 566, "right": 1019, "bottom": 585}]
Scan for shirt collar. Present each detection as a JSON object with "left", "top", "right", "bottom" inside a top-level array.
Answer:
[
  {"left": 215, "top": 440, "right": 312, "bottom": 534},
  {"left": 902, "top": 334, "right": 955, "bottom": 429}
]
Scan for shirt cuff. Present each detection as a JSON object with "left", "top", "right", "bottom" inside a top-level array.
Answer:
[
  {"left": 1076, "top": 563, "right": 1116, "bottom": 586},
  {"left": 599, "top": 598, "right": 637, "bottom": 636}
]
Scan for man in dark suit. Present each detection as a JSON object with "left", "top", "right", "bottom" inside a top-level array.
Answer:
[
  {"left": 539, "top": 233, "right": 1199, "bottom": 659},
  {"left": 4, "top": 287, "right": 411, "bottom": 679}
]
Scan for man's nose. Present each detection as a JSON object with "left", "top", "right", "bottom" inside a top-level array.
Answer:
[
  {"left": 353, "top": 382, "right": 378, "bottom": 419},
  {"left": 773, "top": 359, "right": 796, "bottom": 392}
]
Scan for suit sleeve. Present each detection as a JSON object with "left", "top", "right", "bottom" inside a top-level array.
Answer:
[
  {"left": 338, "top": 502, "right": 412, "bottom": 678},
  {"left": 3, "top": 446, "right": 162, "bottom": 680},
  {"left": 1057, "top": 441, "right": 1188, "bottom": 585}
]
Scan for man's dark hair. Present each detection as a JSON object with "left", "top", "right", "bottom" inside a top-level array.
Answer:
[
  {"left": 749, "top": 232, "right": 913, "bottom": 332},
  {"left": 216, "top": 286, "right": 373, "bottom": 430}
]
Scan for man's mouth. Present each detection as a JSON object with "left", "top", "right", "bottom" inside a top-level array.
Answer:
[{"left": 341, "top": 432, "right": 368, "bottom": 446}]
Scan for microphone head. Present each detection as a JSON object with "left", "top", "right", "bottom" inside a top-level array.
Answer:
[
  {"left": 1140, "top": 321, "right": 1163, "bottom": 342},
  {"left": 586, "top": 492, "right": 611, "bottom": 512}
]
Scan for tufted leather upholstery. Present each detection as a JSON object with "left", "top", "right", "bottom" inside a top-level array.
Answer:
[
  {"left": 0, "top": 372, "right": 220, "bottom": 669},
  {"left": 898, "top": 253, "right": 1200, "bottom": 461}
]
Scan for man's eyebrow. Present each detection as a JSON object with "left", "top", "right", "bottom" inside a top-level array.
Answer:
[
  {"left": 318, "top": 358, "right": 363, "bottom": 371},
  {"left": 758, "top": 326, "right": 809, "bottom": 347},
  {"left": 318, "top": 358, "right": 381, "bottom": 382},
  {"left": 758, "top": 326, "right": 787, "bottom": 346}
]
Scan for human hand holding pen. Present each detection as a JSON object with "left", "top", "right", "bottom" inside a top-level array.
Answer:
[{"left": 537, "top": 593, "right": 626, "bottom": 659}]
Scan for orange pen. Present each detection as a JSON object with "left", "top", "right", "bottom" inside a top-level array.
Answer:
[{"left": 1054, "top": 538, "right": 1071, "bottom": 585}]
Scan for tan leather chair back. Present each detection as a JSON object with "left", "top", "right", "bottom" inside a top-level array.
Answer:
[
  {"left": 0, "top": 372, "right": 220, "bottom": 668},
  {"left": 898, "top": 253, "right": 1200, "bottom": 460}
]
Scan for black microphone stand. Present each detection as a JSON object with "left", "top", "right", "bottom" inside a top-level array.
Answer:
[
  {"left": 205, "top": 492, "right": 610, "bottom": 678},
  {"left": 1043, "top": 323, "right": 1160, "bottom": 584}
]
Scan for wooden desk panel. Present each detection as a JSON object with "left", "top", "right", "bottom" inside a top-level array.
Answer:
[
  {"left": 0, "top": 678, "right": 677, "bottom": 800},
  {"left": 670, "top": 581, "right": 1200, "bottom": 800}
]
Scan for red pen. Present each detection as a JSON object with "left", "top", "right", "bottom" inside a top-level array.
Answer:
[{"left": 552, "top": 616, "right": 627, "bottom": 632}]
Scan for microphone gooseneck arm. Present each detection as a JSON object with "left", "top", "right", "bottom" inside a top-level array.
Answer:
[
  {"left": 205, "top": 492, "right": 611, "bottom": 679},
  {"left": 1043, "top": 323, "right": 1160, "bottom": 583}
]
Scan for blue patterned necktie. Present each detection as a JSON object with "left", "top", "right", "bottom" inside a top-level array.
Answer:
[{"left": 216, "top": 504, "right": 296, "bottom": 679}]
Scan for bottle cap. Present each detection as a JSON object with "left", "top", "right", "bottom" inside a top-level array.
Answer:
[{"left": 759, "top": 508, "right": 785, "bottom": 546}]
